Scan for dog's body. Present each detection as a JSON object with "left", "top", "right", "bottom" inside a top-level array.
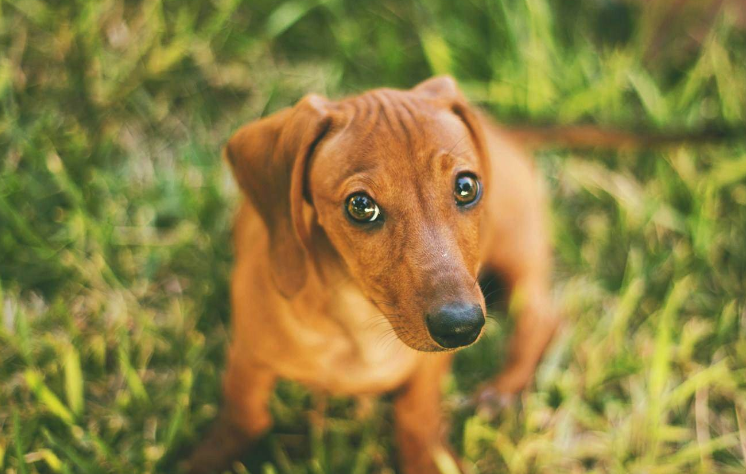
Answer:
[{"left": 187, "top": 77, "right": 559, "bottom": 474}]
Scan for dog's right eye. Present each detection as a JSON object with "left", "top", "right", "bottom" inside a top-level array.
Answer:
[{"left": 346, "top": 194, "right": 381, "bottom": 223}]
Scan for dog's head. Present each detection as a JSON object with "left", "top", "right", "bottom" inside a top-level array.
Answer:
[{"left": 226, "top": 76, "right": 490, "bottom": 352}]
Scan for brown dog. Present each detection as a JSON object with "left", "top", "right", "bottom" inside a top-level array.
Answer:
[{"left": 186, "top": 76, "right": 560, "bottom": 474}]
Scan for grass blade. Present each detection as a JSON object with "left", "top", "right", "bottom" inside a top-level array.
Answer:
[
  {"left": 63, "top": 345, "right": 85, "bottom": 417},
  {"left": 25, "top": 370, "right": 75, "bottom": 426},
  {"left": 13, "top": 409, "right": 28, "bottom": 474},
  {"left": 42, "top": 429, "right": 97, "bottom": 474},
  {"left": 118, "top": 346, "right": 149, "bottom": 404}
]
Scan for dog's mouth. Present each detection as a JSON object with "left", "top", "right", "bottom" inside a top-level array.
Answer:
[{"left": 378, "top": 301, "right": 486, "bottom": 352}]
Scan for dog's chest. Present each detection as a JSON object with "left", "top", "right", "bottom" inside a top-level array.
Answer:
[{"left": 280, "top": 290, "right": 423, "bottom": 395}]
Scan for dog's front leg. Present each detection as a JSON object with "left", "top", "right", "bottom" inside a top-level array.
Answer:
[
  {"left": 394, "top": 354, "right": 460, "bottom": 474},
  {"left": 185, "top": 353, "right": 276, "bottom": 474},
  {"left": 480, "top": 272, "right": 559, "bottom": 409}
]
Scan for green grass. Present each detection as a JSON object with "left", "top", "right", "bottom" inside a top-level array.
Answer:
[{"left": 1, "top": 0, "right": 746, "bottom": 472}]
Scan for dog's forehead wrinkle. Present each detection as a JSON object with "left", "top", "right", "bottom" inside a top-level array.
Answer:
[
  {"left": 348, "top": 89, "right": 437, "bottom": 142},
  {"left": 326, "top": 96, "right": 465, "bottom": 178},
  {"left": 372, "top": 91, "right": 419, "bottom": 150}
]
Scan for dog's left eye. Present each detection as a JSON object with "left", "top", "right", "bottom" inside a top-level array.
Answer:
[
  {"left": 346, "top": 193, "right": 381, "bottom": 223},
  {"left": 454, "top": 173, "right": 481, "bottom": 206}
]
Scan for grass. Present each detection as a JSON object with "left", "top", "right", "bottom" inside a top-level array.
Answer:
[{"left": 1, "top": 0, "right": 746, "bottom": 472}]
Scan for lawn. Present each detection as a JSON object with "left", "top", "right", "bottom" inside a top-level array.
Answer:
[{"left": 1, "top": 0, "right": 746, "bottom": 473}]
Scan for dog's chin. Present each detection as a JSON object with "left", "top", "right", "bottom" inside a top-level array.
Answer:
[
  {"left": 384, "top": 323, "right": 441, "bottom": 352},
  {"left": 390, "top": 326, "right": 483, "bottom": 353},
  {"left": 393, "top": 326, "right": 484, "bottom": 353},
  {"left": 410, "top": 342, "right": 450, "bottom": 353},
  {"left": 371, "top": 300, "right": 482, "bottom": 352}
]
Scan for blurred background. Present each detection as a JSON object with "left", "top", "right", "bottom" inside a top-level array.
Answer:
[{"left": 1, "top": 0, "right": 746, "bottom": 472}]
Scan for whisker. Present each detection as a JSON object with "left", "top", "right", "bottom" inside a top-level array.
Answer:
[
  {"left": 371, "top": 299, "right": 397, "bottom": 307},
  {"left": 481, "top": 283, "right": 510, "bottom": 302},
  {"left": 376, "top": 327, "right": 400, "bottom": 349},
  {"left": 366, "top": 319, "right": 394, "bottom": 331},
  {"left": 484, "top": 317, "right": 500, "bottom": 327}
]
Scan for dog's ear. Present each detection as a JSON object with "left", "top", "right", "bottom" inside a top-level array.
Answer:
[
  {"left": 414, "top": 76, "right": 487, "bottom": 157},
  {"left": 413, "top": 75, "right": 463, "bottom": 99},
  {"left": 225, "top": 95, "right": 332, "bottom": 298},
  {"left": 414, "top": 75, "right": 490, "bottom": 185}
]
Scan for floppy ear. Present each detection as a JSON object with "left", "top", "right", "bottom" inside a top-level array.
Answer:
[
  {"left": 413, "top": 76, "right": 490, "bottom": 184},
  {"left": 225, "top": 94, "right": 332, "bottom": 298}
]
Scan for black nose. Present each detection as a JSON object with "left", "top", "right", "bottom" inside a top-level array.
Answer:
[{"left": 426, "top": 303, "right": 485, "bottom": 349}]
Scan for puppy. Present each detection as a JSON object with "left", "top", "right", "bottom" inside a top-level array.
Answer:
[{"left": 186, "top": 76, "right": 559, "bottom": 474}]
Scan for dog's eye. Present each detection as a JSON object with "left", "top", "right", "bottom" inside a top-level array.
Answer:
[
  {"left": 346, "top": 193, "right": 381, "bottom": 223},
  {"left": 454, "top": 173, "right": 481, "bottom": 206}
]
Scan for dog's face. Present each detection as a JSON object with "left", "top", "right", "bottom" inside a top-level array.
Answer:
[
  {"left": 308, "top": 85, "right": 488, "bottom": 352},
  {"left": 227, "top": 77, "right": 488, "bottom": 352}
]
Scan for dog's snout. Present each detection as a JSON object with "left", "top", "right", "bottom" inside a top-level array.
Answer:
[{"left": 426, "top": 303, "right": 485, "bottom": 349}]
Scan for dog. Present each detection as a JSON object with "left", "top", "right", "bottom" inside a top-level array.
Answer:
[{"left": 185, "top": 76, "right": 562, "bottom": 474}]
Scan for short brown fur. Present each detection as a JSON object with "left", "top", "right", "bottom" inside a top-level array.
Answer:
[{"left": 186, "top": 77, "right": 560, "bottom": 474}]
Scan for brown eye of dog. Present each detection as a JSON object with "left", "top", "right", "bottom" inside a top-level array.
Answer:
[
  {"left": 346, "top": 194, "right": 381, "bottom": 223},
  {"left": 454, "top": 174, "right": 481, "bottom": 206}
]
